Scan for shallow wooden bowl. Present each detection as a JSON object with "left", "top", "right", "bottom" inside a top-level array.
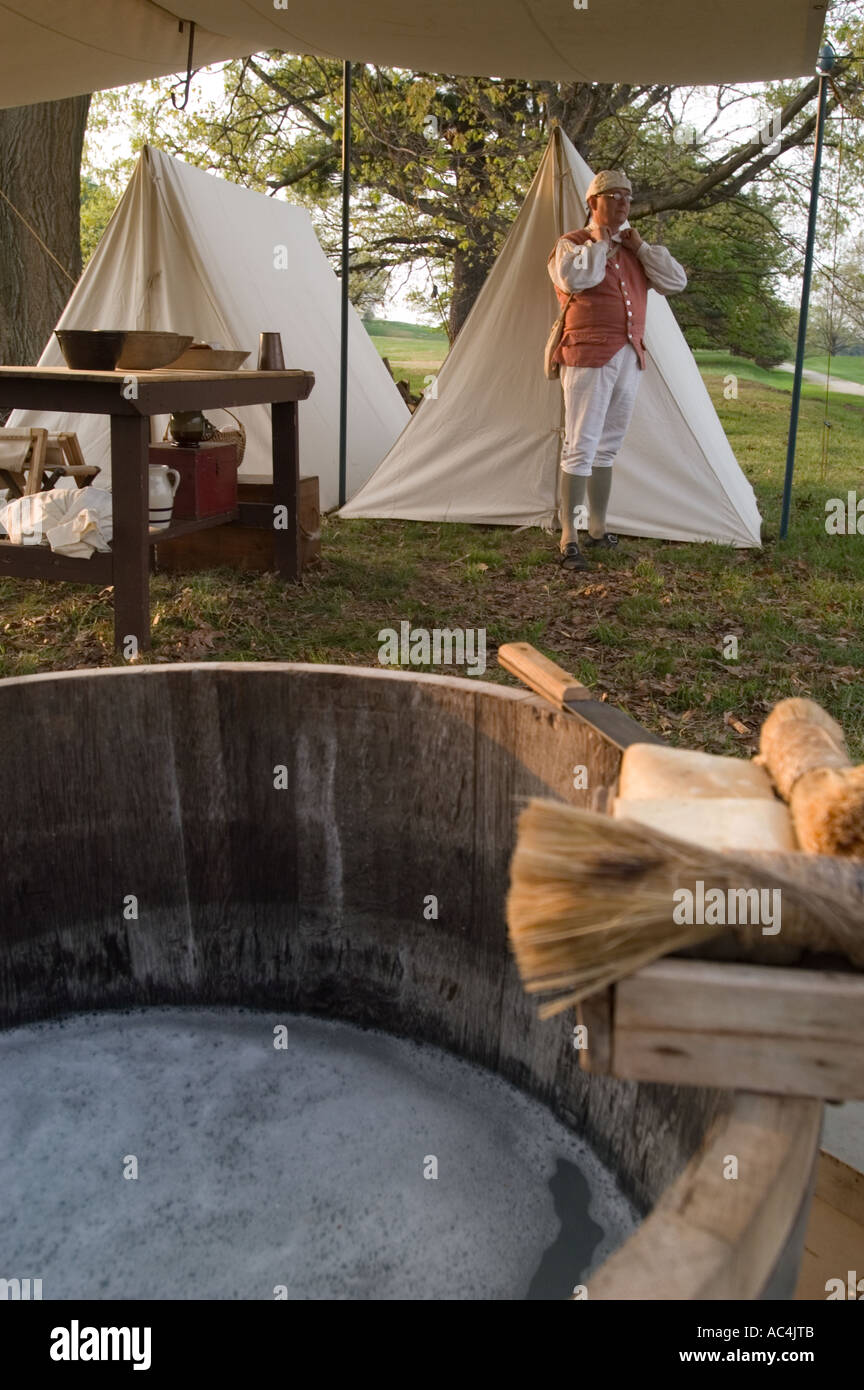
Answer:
[
  {"left": 167, "top": 344, "right": 251, "bottom": 371},
  {"left": 116, "top": 332, "right": 194, "bottom": 370}
]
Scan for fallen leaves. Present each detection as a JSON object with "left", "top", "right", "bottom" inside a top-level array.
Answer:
[
  {"left": 724, "top": 710, "right": 752, "bottom": 736},
  {"left": 166, "top": 624, "right": 218, "bottom": 659}
]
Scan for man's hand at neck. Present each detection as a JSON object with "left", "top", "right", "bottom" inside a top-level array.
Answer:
[
  {"left": 562, "top": 219, "right": 641, "bottom": 252},
  {"left": 586, "top": 219, "right": 643, "bottom": 253},
  {"left": 589, "top": 223, "right": 613, "bottom": 244}
]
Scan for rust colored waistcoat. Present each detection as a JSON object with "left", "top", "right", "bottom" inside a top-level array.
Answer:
[{"left": 550, "top": 239, "right": 649, "bottom": 369}]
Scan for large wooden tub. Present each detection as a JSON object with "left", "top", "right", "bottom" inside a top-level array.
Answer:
[{"left": 0, "top": 663, "right": 821, "bottom": 1299}]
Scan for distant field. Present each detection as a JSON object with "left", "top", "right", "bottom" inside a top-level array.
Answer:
[
  {"left": 363, "top": 318, "right": 446, "bottom": 340},
  {"left": 799, "top": 355, "right": 864, "bottom": 385},
  {"left": 365, "top": 320, "right": 450, "bottom": 394},
  {"left": 365, "top": 330, "right": 864, "bottom": 403},
  {"left": 692, "top": 351, "right": 864, "bottom": 402}
]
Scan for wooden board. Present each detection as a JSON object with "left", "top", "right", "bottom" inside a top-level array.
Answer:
[
  {"left": 0, "top": 542, "right": 112, "bottom": 583},
  {"left": 608, "top": 959, "right": 864, "bottom": 1100},
  {"left": 795, "top": 1153, "right": 864, "bottom": 1300},
  {"left": 0, "top": 367, "right": 315, "bottom": 417},
  {"left": 814, "top": 1149, "right": 864, "bottom": 1227},
  {"left": 588, "top": 1092, "right": 822, "bottom": 1300}
]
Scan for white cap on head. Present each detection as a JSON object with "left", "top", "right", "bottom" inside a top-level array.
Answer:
[{"left": 585, "top": 169, "right": 633, "bottom": 199}]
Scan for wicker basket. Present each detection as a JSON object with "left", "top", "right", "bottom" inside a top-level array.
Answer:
[{"left": 202, "top": 410, "right": 246, "bottom": 465}]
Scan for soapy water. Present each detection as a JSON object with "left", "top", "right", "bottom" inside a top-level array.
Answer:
[{"left": 0, "top": 1007, "right": 638, "bottom": 1300}]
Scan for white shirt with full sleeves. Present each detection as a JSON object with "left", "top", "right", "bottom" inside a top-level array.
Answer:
[{"left": 549, "top": 224, "right": 687, "bottom": 297}]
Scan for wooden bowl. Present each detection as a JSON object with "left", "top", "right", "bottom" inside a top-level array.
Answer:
[
  {"left": 55, "top": 330, "right": 126, "bottom": 371},
  {"left": 116, "top": 332, "right": 194, "bottom": 371},
  {"left": 167, "top": 344, "right": 251, "bottom": 371}
]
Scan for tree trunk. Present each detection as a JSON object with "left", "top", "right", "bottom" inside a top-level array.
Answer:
[
  {"left": 0, "top": 95, "right": 90, "bottom": 368},
  {"left": 449, "top": 246, "right": 493, "bottom": 338}
]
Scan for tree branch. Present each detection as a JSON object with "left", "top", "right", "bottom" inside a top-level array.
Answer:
[
  {"left": 266, "top": 152, "right": 337, "bottom": 189},
  {"left": 246, "top": 57, "right": 336, "bottom": 139},
  {"left": 635, "top": 75, "right": 824, "bottom": 216}
]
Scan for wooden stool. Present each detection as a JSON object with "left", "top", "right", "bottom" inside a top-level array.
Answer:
[{"left": 0, "top": 428, "right": 99, "bottom": 497}]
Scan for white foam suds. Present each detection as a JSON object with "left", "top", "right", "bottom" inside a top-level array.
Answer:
[{"left": 0, "top": 1008, "right": 638, "bottom": 1300}]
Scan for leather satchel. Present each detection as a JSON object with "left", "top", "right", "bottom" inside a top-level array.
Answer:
[{"left": 544, "top": 292, "right": 577, "bottom": 380}]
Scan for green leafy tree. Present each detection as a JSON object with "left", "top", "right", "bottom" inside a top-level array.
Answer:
[
  {"left": 80, "top": 176, "right": 122, "bottom": 266},
  {"left": 809, "top": 231, "right": 864, "bottom": 353},
  {"left": 657, "top": 199, "right": 795, "bottom": 365}
]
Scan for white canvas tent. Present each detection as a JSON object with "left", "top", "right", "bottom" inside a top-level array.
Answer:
[
  {"left": 9, "top": 147, "right": 409, "bottom": 510},
  {"left": 341, "top": 129, "right": 763, "bottom": 547}
]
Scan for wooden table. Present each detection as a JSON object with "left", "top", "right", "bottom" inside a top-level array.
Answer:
[{"left": 0, "top": 367, "right": 315, "bottom": 652}]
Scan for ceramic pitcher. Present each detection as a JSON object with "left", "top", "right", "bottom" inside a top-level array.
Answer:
[{"left": 148, "top": 464, "right": 181, "bottom": 530}]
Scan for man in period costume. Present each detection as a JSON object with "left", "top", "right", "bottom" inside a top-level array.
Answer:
[{"left": 548, "top": 170, "right": 687, "bottom": 570}]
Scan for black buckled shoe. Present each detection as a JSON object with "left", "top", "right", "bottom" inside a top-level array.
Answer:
[
  {"left": 559, "top": 541, "right": 590, "bottom": 571},
  {"left": 584, "top": 533, "right": 619, "bottom": 550}
]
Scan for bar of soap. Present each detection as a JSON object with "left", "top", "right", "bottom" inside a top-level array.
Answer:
[
  {"left": 612, "top": 796, "right": 798, "bottom": 852},
  {"left": 619, "top": 744, "right": 775, "bottom": 801}
]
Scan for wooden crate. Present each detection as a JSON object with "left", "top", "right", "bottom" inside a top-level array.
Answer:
[
  {"left": 794, "top": 1153, "right": 864, "bottom": 1299},
  {"left": 149, "top": 441, "right": 238, "bottom": 520},
  {"left": 153, "top": 474, "right": 320, "bottom": 574}
]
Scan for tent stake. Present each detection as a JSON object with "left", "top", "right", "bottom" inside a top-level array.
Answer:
[{"left": 779, "top": 42, "right": 835, "bottom": 541}]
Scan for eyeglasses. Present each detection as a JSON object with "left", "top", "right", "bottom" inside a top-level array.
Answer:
[{"left": 600, "top": 191, "right": 631, "bottom": 202}]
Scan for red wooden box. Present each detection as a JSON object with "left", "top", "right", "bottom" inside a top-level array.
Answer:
[{"left": 149, "top": 441, "right": 239, "bottom": 520}]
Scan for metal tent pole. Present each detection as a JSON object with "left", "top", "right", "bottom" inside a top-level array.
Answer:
[
  {"left": 338, "top": 60, "right": 352, "bottom": 509},
  {"left": 779, "top": 42, "right": 836, "bottom": 541}
]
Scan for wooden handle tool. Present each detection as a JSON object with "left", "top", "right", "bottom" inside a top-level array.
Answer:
[{"left": 497, "top": 642, "right": 662, "bottom": 749}]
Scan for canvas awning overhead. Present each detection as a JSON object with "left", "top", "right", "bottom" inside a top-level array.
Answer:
[
  {"left": 340, "top": 128, "right": 763, "bottom": 547},
  {"left": 0, "top": 1, "right": 826, "bottom": 110}
]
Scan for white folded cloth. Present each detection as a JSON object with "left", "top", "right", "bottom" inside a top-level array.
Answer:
[{"left": 0, "top": 484, "right": 113, "bottom": 556}]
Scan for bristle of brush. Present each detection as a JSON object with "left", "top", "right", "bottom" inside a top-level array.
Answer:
[{"left": 507, "top": 799, "right": 864, "bottom": 1017}]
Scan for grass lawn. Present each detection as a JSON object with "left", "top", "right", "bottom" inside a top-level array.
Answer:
[
  {"left": 363, "top": 319, "right": 445, "bottom": 340},
  {"left": 2, "top": 358, "right": 864, "bottom": 759},
  {"left": 365, "top": 317, "right": 450, "bottom": 395},
  {"left": 692, "top": 351, "right": 864, "bottom": 401},
  {"left": 364, "top": 329, "right": 864, "bottom": 404},
  {"left": 366, "top": 329, "right": 864, "bottom": 403},
  {"left": 369, "top": 335, "right": 447, "bottom": 396}
]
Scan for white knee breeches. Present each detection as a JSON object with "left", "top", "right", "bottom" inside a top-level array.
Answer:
[{"left": 560, "top": 344, "right": 641, "bottom": 477}]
